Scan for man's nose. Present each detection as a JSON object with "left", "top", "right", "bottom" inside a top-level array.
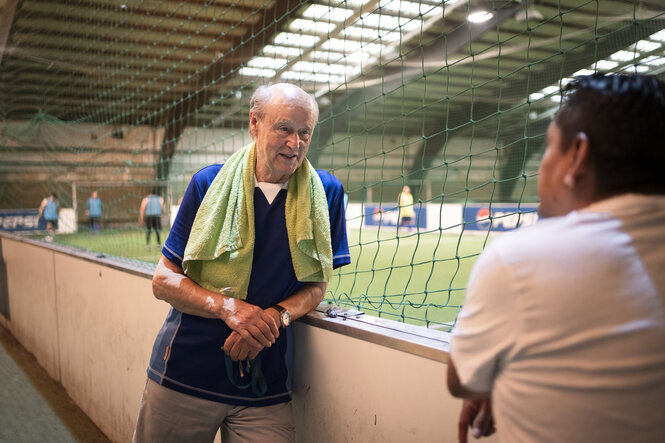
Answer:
[{"left": 286, "top": 132, "right": 301, "bottom": 149}]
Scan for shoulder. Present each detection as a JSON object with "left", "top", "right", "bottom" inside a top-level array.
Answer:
[
  {"left": 315, "top": 169, "right": 343, "bottom": 191},
  {"left": 480, "top": 211, "right": 598, "bottom": 267},
  {"left": 192, "top": 164, "right": 223, "bottom": 187}
]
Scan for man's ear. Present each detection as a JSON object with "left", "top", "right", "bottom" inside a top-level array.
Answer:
[
  {"left": 564, "top": 132, "right": 591, "bottom": 188},
  {"left": 249, "top": 111, "right": 259, "bottom": 138}
]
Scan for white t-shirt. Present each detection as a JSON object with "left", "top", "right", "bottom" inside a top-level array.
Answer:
[{"left": 451, "top": 194, "right": 665, "bottom": 443}]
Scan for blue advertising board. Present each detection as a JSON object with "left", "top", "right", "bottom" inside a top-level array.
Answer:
[
  {"left": 463, "top": 204, "right": 539, "bottom": 232},
  {"left": 0, "top": 209, "right": 42, "bottom": 232},
  {"left": 364, "top": 205, "right": 427, "bottom": 228}
]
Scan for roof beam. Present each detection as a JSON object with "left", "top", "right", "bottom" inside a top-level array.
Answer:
[{"left": 0, "top": 0, "right": 18, "bottom": 68}]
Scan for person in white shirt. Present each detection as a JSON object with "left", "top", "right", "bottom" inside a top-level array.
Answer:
[{"left": 447, "top": 73, "right": 665, "bottom": 443}]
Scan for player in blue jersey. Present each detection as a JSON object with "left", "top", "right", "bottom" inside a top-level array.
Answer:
[
  {"left": 133, "top": 83, "right": 350, "bottom": 442},
  {"left": 138, "top": 188, "right": 164, "bottom": 246},
  {"left": 38, "top": 192, "right": 59, "bottom": 242},
  {"left": 85, "top": 191, "right": 102, "bottom": 232}
]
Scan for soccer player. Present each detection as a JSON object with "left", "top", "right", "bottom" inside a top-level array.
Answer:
[
  {"left": 398, "top": 185, "right": 415, "bottom": 232},
  {"left": 38, "top": 193, "right": 59, "bottom": 241},
  {"left": 138, "top": 189, "right": 164, "bottom": 246},
  {"left": 85, "top": 191, "right": 102, "bottom": 232},
  {"left": 447, "top": 73, "right": 665, "bottom": 442}
]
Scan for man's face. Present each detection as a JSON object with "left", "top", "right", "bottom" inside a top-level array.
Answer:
[
  {"left": 251, "top": 92, "right": 316, "bottom": 184},
  {"left": 537, "top": 121, "right": 573, "bottom": 218}
]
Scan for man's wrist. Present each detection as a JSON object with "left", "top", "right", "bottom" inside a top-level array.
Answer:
[{"left": 271, "top": 304, "right": 291, "bottom": 328}]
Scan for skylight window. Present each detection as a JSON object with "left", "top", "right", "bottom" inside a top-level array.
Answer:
[
  {"left": 309, "top": 49, "right": 366, "bottom": 65},
  {"left": 247, "top": 57, "right": 288, "bottom": 70},
  {"left": 610, "top": 50, "right": 638, "bottom": 62},
  {"left": 634, "top": 40, "right": 661, "bottom": 53},
  {"left": 359, "top": 13, "right": 422, "bottom": 32},
  {"left": 649, "top": 29, "right": 665, "bottom": 42},
  {"left": 289, "top": 19, "right": 337, "bottom": 35},
  {"left": 262, "top": 45, "right": 303, "bottom": 57},
  {"left": 342, "top": 25, "right": 402, "bottom": 43},
  {"left": 528, "top": 92, "right": 544, "bottom": 101},
  {"left": 322, "top": 38, "right": 362, "bottom": 53},
  {"left": 378, "top": 0, "right": 443, "bottom": 18},
  {"left": 301, "top": 4, "right": 354, "bottom": 22},
  {"left": 644, "top": 56, "right": 665, "bottom": 66},
  {"left": 240, "top": 0, "right": 445, "bottom": 90},
  {"left": 281, "top": 71, "right": 345, "bottom": 84},
  {"left": 595, "top": 60, "right": 619, "bottom": 70},
  {"left": 273, "top": 32, "right": 321, "bottom": 48},
  {"left": 573, "top": 69, "right": 595, "bottom": 77},
  {"left": 292, "top": 61, "right": 348, "bottom": 76},
  {"left": 238, "top": 67, "right": 276, "bottom": 78}
]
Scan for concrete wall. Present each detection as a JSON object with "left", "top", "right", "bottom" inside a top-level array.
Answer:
[{"left": 0, "top": 232, "right": 496, "bottom": 443}]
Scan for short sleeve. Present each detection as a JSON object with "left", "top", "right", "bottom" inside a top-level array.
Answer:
[
  {"left": 450, "top": 243, "right": 519, "bottom": 393},
  {"left": 318, "top": 170, "right": 351, "bottom": 269},
  {"left": 162, "top": 165, "right": 221, "bottom": 268}
]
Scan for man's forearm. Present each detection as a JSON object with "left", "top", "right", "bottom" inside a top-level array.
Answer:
[
  {"left": 447, "top": 358, "right": 491, "bottom": 399},
  {"left": 274, "top": 281, "right": 327, "bottom": 321},
  {"left": 152, "top": 255, "right": 279, "bottom": 348},
  {"left": 152, "top": 255, "right": 242, "bottom": 321}
]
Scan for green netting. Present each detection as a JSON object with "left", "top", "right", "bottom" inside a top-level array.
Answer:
[{"left": 1, "top": 0, "right": 664, "bottom": 329}]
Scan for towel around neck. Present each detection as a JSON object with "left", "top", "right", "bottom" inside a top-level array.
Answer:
[{"left": 182, "top": 142, "right": 333, "bottom": 300}]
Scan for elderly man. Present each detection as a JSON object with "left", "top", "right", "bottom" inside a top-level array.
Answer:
[
  {"left": 447, "top": 73, "right": 665, "bottom": 443},
  {"left": 134, "top": 83, "right": 350, "bottom": 442}
]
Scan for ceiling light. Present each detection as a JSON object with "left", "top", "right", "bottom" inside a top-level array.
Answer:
[{"left": 468, "top": 10, "right": 494, "bottom": 24}]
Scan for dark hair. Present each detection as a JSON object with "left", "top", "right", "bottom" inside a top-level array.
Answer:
[{"left": 555, "top": 73, "right": 665, "bottom": 195}]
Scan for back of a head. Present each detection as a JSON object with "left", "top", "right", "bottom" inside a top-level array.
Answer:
[{"left": 555, "top": 73, "right": 665, "bottom": 196}]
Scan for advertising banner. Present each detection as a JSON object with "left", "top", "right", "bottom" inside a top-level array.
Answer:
[
  {"left": 364, "top": 205, "right": 427, "bottom": 228},
  {"left": 462, "top": 204, "right": 539, "bottom": 232},
  {"left": 0, "top": 209, "right": 41, "bottom": 232}
]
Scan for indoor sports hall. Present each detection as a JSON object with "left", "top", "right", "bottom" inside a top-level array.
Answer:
[{"left": 1, "top": 0, "right": 664, "bottom": 441}]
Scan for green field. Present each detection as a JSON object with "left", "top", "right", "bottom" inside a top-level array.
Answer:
[{"left": 45, "top": 226, "right": 489, "bottom": 329}]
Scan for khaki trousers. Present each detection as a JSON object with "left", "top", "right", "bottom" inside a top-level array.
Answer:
[{"left": 133, "top": 379, "right": 295, "bottom": 443}]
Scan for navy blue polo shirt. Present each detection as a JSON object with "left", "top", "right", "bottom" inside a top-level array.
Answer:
[{"left": 148, "top": 164, "right": 350, "bottom": 406}]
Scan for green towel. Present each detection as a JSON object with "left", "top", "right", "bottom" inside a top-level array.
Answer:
[{"left": 182, "top": 142, "right": 333, "bottom": 300}]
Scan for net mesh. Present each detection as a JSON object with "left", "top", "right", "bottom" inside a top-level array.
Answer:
[{"left": 1, "top": 0, "right": 664, "bottom": 329}]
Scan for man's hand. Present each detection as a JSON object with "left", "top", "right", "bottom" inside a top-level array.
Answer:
[
  {"left": 152, "top": 256, "right": 280, "bottom": 347},
  {"left": 223, "top": 300, "right": 280, "bottom": 348},
  {"left": 458, "top": 398, "right": 495, "bottom": 443},
  {"left": 222, "top": 331, "right": 264, "bottom": 361}
]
